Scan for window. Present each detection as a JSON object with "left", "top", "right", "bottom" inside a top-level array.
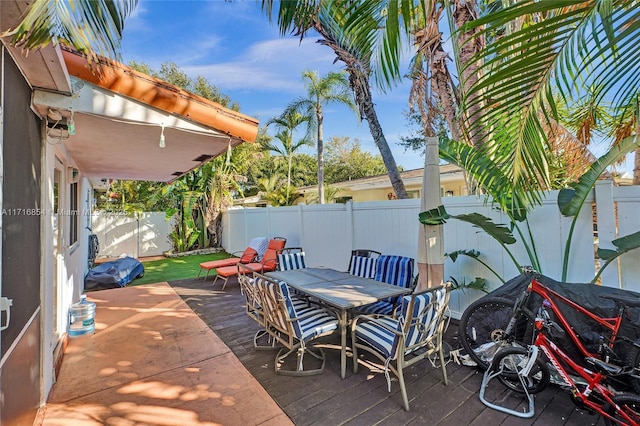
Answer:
[
  {"left": 406, "top": 190, "right": 420, "bottom": 199},
  {"left": 69, "top": 182, "right": 79, "bottom": 245}
]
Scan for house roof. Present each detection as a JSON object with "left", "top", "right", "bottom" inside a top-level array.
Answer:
[
  {"left": 61, "top": 49, "right": 258, "bottom": 143},
  {"left": 297, "top": 164, "right": 465, "bottom": 195},
  {"left": 27, "top": 47, "right": 259, "bottom": 185}
]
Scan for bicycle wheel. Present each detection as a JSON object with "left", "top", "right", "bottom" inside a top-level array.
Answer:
[
  {"left": 490, "top": 346, "right": 550, "bottom": 394},
  {"left": 624, "top": 346, "right": 640, "bottom": 394},
  {"left": 459, "top": 296, "right": 535, "bottom": 370},
  {"left": 603, "top": 393, "right": 640, "bottom": 426}
]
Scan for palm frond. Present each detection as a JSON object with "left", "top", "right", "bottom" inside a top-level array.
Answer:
[
  {"left": 4, "top": 0, "right": 138, "bottom": 60},
  {"left": 461, "top": 0, "right": 640, "bottom": 196}
]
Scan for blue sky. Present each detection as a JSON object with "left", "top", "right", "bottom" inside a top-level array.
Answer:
[{"left": 120, "top": 0, "right": 425, "bottom": 171}]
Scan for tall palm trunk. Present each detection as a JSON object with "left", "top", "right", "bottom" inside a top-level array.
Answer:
[
  {"left": 317, "top": 107, "right": 325, "bottom": 204},
  {"left": 634, "top": 147, "right": 640, "bottom": 185},
  {"left": 316, "top": 26, "right": 408, "bottom": 199},
  {"left": 356, "top": 78, "right": 408, "bottom": 198},
  {"left": 451, "top": 0, "right": 486, "bottom": 149},
  {"left": 412, "top": 2, "right": 484, "bottom": 288}
]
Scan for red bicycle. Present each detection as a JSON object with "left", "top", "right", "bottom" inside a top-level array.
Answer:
[
  {"left": 481, "top": 299, "right": 640, "bottom": 425},
  {"left": 460, "top": 274, "right": 640, "bottom": 392}
]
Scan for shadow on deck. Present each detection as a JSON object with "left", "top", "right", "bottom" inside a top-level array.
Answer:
[{"left": 170, "top": 276, "right": 605, "bottom": 426}]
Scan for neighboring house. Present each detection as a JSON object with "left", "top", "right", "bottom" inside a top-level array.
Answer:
[
  {"left": 0, "top": 3, "right": 258, "bottom": 423},
  {"left": 233, "top": 164, "right": 467, "bottom": 207}
]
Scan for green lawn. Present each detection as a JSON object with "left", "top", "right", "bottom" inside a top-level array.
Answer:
[{"left": 131, "top": 252, "right": 232, "bottom": 285}]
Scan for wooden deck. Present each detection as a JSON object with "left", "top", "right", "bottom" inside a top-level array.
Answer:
[{"left": 169, "top": 276, "right": 606, "bottom": 426}]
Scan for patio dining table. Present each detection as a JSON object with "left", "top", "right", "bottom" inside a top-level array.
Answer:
[{"left": 267, "top": 267, "right": 411, "bottom": 378}]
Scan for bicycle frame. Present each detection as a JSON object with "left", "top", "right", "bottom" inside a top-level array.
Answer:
[
  {"left": 515, "top": 278, "right": 625, "bottom": 362},
  {"left": 534, "top": 322, "right": 638, "bottom": 425}
]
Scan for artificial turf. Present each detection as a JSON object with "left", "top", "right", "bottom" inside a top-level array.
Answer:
[{"left": 130, "top": 251, "right": 231, "bottom": 285}]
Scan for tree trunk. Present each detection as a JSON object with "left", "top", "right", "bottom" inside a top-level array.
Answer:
[
  {"left": 317, "top": 108, "right": 325, "bottom": 204},
  {"left": 315, "top": 27, "right": 408, "bottom": 199},
  {"left": 353, "top": 73, "right": 408, "bottom": 199},
  {"left": 634, "top": 147, "right": 640, "bottom": 185},
  {"left": 451, "top": 0, "right": 486, "bottom": 149}
]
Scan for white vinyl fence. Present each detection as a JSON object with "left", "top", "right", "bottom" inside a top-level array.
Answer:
[
  {"left": 92, "top": 182, "right": 640, "bottom": 318},
  {"left": 222, "top": 181, "right": 640, "bottom": 318},
  {"left": 92, "top": 212, "right": 172, "bottom": 258}
]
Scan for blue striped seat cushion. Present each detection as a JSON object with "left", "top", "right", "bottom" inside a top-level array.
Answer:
[
  {"left": 355, "top": 255, "right": 414, "bottom": 315},
  {"left": 355, "top": 287, "right": 447, "bottom": 360},
  {"left": 354, "top": 316, "right": 401, "bottom": 359},
  {"left": 279, "top": 282, "right": 338, "bottom": 341},
  {"left": 349, "top": 256, "right": 376, "bottom": 278},
  {"left": 278, "top": 252, "right": 307, "bottom": 270}
]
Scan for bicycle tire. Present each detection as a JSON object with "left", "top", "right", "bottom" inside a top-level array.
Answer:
[
  {"left": 459, "top": 296, "right": 535, "bottom": 370},
  {"left": 624, "top": 345, "right": 640, "bottom": 394},
  {"left": 603, "top": 393, "right": 640, "bottom": 426},
  {"left": 490, "top": 346, "right": 550, "bottom": 394}
]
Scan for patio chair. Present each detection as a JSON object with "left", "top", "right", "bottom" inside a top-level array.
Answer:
[
  {"left": 355, "top": 255, "right": 415, "bottom": 316},
  {"left": 351, "top": 283, "right": 451, "bottom": 411},
  {"left": 348, "top": 249, "right": 381, "bottom": 278},
  {"left": 213, "top": 237, "right": 286, "bottom": 290},
  {"left": 198, "top": 247, "right": 257, "bottom": 280},
  {"left": 277, "top": 247, "right": 307, "bottom": 271},
  {"left": 237, "top": 263, "right": 270, "bottom": 348},
  {"left": 255, "top": 273, "right": 339, "bottom": 376}
]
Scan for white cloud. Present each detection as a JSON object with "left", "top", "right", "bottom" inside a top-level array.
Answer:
[{"left": 183, "top": 38, "right": 341, "bottom": 93}]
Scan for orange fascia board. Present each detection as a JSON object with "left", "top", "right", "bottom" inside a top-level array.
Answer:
[{"left": 61, "top": 49, "right": 259, "bottom": 143}]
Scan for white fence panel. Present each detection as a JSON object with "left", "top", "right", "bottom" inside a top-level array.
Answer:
[
  {"left": 611, "top": 185, "right": 640, "bottom": 291},
  {"left": 352, "top": 199, "right": 421, "bottom": 260},
  {"left": 92, "top": 212, "right": 171, "bottom": 258},
  {"left": 300, "top": 204, "right": 352, "bottom": 268},
  {"left": 221, "top": 182, "right": 640, "bottom": 318}
]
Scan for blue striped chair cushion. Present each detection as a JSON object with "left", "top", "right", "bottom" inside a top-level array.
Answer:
[
  {"left": 278, "top": 282, "right": 338, "bottom": 342},
  {"left": 374, "top": 255, "right": 414, "bottom": 304},
  {"left": 349, "top": 256, "right": 377, "bottom": 278},
  {"left": 398, "top": 287, "right": 447, "bottom": 354},
  {"left": 258, "top": 277, "right": 289, "bottom": 332},
  {"left": 374, "top": 255, "right": 414, "bottom": 288},
  {"left": 354, "top": 316, "right": 402, "bottom": 359},
  {"left": 356, "top": 300, "right": 395, "bottom": 316},
  {"left": 278, "top": 252, "right": 307, "bottom": 271},
  {"left": 355, "top": 286, "right": 447, "bottom": 360}
]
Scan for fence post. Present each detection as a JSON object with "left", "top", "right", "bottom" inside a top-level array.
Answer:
[
  {"left": 594, "top": 180, "right": 620, "bottom": 288},
  {"left": 346, "top": 201, "right": 354, "bottom": 252},
  {"left": 298, "top": 204, "right": 305, "bottom": 250}
]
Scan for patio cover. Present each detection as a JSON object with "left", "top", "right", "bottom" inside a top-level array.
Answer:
[{"left": 31, "top": 48, "right": 259, "bottom": 186}]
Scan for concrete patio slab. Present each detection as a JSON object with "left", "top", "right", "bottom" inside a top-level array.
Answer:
[{"left": 36, "top": 283, "right": 292, "bottom": 426}]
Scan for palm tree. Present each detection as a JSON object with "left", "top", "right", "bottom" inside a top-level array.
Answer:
[
  {"left": 262, "top": 1, "right": 409, "bottom": 199},
  {"left": 284, "top": 70, "right": 356, "bottom": 204},
  {"left": 2, "top": 0, "right": 138, "bottom": 61},
  {"left": 460, "top": 1, "right": 640, "bottom": 198},
  {"left": 265, "top": 110, "right": 313, "bottom": 199},
  {"left": 261, "top": 0, "right": 482, "bottom": 287}
]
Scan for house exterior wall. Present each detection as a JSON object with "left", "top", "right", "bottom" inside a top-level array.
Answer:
[
  {"left": 285, "top": 170, "right": 468, "bottom": 206},
  {"left": 1, "top": 47, "right": 43, "bottom": 426}
]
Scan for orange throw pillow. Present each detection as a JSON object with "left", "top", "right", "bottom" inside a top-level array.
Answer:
[{"left": 239, "top": 247, "right": 258, "bottom": 263}]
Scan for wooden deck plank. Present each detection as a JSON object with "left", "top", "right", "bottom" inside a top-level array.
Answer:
[{"left": 169, "top": 276, "right": 619, "bottom": 425}]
